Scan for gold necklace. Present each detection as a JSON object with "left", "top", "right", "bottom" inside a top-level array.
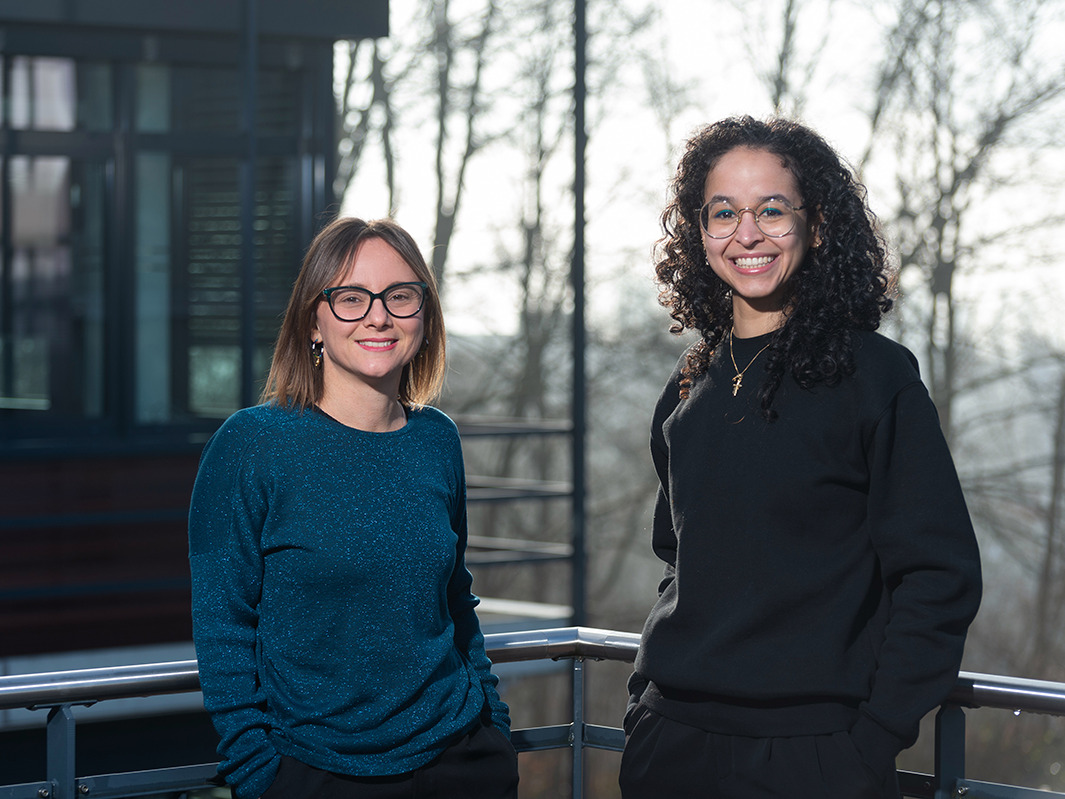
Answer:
[{"left": 728, "top": 330, "right": 772, "bottom": 396}]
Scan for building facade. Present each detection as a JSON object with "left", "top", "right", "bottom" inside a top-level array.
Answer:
[{"left": 0, "top": 1, "right": 387, "bottom": 656}]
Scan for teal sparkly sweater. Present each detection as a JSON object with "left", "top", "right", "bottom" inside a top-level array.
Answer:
[{"left": 188, "top": 404, "right": 509, "bottom": 799}]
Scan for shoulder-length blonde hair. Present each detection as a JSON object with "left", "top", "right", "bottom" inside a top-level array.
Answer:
[{"left": 260, "top": 217, "right": 446, "bottom": 409}]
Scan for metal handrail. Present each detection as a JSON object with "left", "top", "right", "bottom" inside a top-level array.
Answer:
[
  {"left": 0, "top": 627, "right": 641, "bottom": 710},
  {"left": 3, "top": 627, "right": 1065, "bottom": 799},
  {"left": 950, "top": 671, "right": 1065, "bottom": 716},
  {"left": 2, "top": 626, "right": 1062, "bottom": 715},
  {"left": 0, "top": 660, "right": 201, "bottom": 709}
]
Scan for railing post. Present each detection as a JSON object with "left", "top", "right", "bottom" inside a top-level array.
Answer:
[
  {"left": 45, "top": 704, "right": 76, "bottom": 799},
  {"left": 933, "top": 704, "right": 966, "bottom": 799},
  {"left": 572, "top": 657, "right": 585, "bottom": 799}
]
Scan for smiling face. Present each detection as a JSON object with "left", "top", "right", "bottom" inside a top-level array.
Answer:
[
  {"left": 311, "top": 236, "right": 425, "bottom": 401},
  {"left": 701, "top": 147, "right": 817, "bottom": 335}
]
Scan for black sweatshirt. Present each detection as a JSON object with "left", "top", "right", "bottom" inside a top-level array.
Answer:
[{"left": 631, "top": 329, "right": 982, "bottom": 776}]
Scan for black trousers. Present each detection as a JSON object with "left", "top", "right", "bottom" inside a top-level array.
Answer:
[
  {"left": 619, "top": 704, "right": 902, "bottom": 799},
  {"left": 257, "top": 722, "right": 519, "bottom": 799}
]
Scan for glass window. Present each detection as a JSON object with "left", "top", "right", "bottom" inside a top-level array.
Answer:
[
  {"left": 9, "top": 57, "right": 35, "bottom": 129},
  {"left": 0, "top": 156, "right": 106, "bottom": 417},
  {"left": 172, "top": 68, "right": 240, "bottom": 133},
  {"left": 7, "top": 57, "right": 110, "bottom": 132},
  {"left": 257, "top": 69, "right": 301, "bottom": 136},
  {"left": 135, "top": 153, "right": 174, "bottom": 423},
  {"left": 178, "top": 158, "right": 243, "bottom": 417},
  {"left": 135, "top": 64, "right": 172, "bottom": 133},
  {"left": 171, "top": 157, "right": 299, "bottom": 418},
  {"left": 33, "top": 58, "right": 76, "bottom": 130},
  {"left": 167, "top": 66, "right": 301, "bottom": 135},
  {"left": 252, "top": 158, "right": 300, "bottom": 365},
  {"left": 1, "top": 48, "right": 318, "bottom": 440},
  {"left": 77, "top": 63, "right": 113, "bottom": 131}
]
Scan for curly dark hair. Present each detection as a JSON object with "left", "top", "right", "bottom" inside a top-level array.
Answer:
[{"left": 656, "top": 115, "right": 894, "bottom": 419}]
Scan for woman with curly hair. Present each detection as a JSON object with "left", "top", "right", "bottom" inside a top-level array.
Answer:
[{"left": 620, "top": 117, "right": 982, "bottom": 799}]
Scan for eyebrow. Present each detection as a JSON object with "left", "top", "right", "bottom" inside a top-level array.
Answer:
[
  {"left": 328, "top": 281, "right": 418, "bottom": 290},
  {"left": 705, "top": 194, "right": 795, "bottom": 205}
]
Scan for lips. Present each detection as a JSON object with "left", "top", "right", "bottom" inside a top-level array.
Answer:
[
  {"left": 731, "top": 255, "right": 776, "bottom": 273},
  {"left": 357, "top": 339, "right": 397, "bottom": 350}
]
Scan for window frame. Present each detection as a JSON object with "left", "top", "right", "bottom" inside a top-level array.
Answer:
[{"left": 0, "top": 25, "right": 335, "bottom": 456}]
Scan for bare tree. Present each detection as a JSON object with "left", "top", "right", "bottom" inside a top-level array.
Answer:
[
  {"left": 427, "top": 0, "right": 502, "bottom": 286},
  {"left": 334, "top": 0, "right": 503, "bottom": 288},
  {"left": 334, "top": 41, "right": 399, "bottom": 210},
  {"left": 728, "top": 0, "right": 840, "bottom": 117},
  {"left": 855, "top": 0, "right": 1065, "bottom": 785},
  {"left": 862, "top": 0, "right": 1065, "bottom": 441}
]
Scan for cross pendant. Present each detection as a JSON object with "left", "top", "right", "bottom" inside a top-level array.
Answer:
[{"left": 731, "top": 374, "right": 742, "bottom": 396}]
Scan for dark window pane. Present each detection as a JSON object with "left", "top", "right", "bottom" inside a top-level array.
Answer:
[
  {"left": 135, "top": 152, "right": 174, "bottom": 423},
  {"left": 257, "top": 68, "right": 301, "bottom": 135},
  {"left": 175, "top": 157, "right": 298, "bottom": 418},
  {"left": 77, "top": 63, "right": 113, "bottom": 131},
  {"left": 6, "top": 57, "right": 110, "bottom": 132},
  {"left": 182, "top": 159, "right": 242, "bottom": 415},
  {"left": 169, "top": 66, "right": 300, "bottom": 134},
  {"left": 135, "top": 64, "right": 171, "bottom": 133},
  {"left": 0, "top": 157, "right": 106, "bottom": 417},
  {"left": 173, "top": 68, "right": 240, "bottom": 133}
]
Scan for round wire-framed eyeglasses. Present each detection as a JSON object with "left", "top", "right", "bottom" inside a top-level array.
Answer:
[{"left": 699, "top": 197, "right": 806, "bottom": 239}]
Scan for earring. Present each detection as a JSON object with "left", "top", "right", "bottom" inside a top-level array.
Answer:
[{"left": 311, "top": 339, "right": 323, "bottom": 369}]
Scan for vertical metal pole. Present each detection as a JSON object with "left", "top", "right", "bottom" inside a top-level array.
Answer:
[
  {"left": 239, "top": 0, "right": 259, "bottom": 407},
  {"left": 0, "top": 58, "right": 12, "bottom": 409},
  {"left": 46, "top": 705, "right": 77, "bottom": 799},
  {"left": 933, "top": 704, "right": 966, "bottom": 799},
  {"left": 572, "top": 3, "right": 588, "bottom": 796},
  {"left": 572, "top": 657, "right": 586, "bottom": 799},
  {"left": 571, "top": 0, "right": 587, "bottom": 629}
]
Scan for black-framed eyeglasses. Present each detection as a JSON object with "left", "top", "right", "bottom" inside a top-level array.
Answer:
[
  {"left": 699, "top": 197, "right": 806, "bottom": 239},
  {"left": 321, "top": 282, "right": 428, "bottom": 322}
]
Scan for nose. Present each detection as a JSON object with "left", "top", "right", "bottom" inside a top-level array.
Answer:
[
  {"left": 362, "top": 296, "right": 392, "bottom": 326},
  {"left": 734, "top": 209, "right": 764, "bottom": 246}
]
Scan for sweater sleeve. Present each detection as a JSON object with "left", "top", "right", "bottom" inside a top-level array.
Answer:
[
  {"left": 447, "top": 467, "right": 512, "bottom": 735},
  {"left": 851, "top": 382, "right": 982, "bottom": 773},
  {"left": 188, "top": 422, "right": 281, "bottom": 799},
  {"left": 627, "top": 367, "right": 684, "bottom": 716},
  {"left": 648, "top": 362, "right": 684, "bottom": 591}
]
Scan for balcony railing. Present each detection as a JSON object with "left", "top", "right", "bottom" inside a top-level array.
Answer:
[{"left": 1, "top": 627, "right": 1064, "bottom": 799}]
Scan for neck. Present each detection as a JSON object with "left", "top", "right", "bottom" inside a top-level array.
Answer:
[
  {"left": 318, "top": 375, "right": 407, "bottom": 432},
  {"left": 731, "top": 300, "right": 786, "bottom": 338}
]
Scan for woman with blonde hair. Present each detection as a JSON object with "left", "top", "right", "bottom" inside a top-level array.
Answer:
[{"left": 189, "top": 217, "right": 517, "bottom": 799}]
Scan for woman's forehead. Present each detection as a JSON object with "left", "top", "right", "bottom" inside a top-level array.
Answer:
[{"left": 703, "top": 147, "right": 800, "bottom": 201}]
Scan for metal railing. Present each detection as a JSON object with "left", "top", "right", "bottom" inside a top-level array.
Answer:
[{"left": 1, "top": 627, "right": 1064, "bottom": 799}]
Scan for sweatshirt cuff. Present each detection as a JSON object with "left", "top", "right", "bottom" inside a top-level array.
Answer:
[
  {"left": 232, "top": 753, "right": 281, "bottom": 799},
  {"left": 491, "top": 707, "right": 512, "bottom": 738},
  {"left": 850, "top": 713, "right": 904, "bottom": 777},
  {"left": 625, "top": 671, "right": 649, "bottom": 722}
]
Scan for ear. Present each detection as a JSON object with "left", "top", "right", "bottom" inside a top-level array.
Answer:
[{"left": 808, "top": 209, "right": 823, "bottom": 249}]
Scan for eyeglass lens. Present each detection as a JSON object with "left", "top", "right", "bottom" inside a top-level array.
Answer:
[
  {"left": 700, "top": 199, "right": 798, "bottom": 239},
  {"left": 327, "top": 283, "right": 425, "bottom": 321}
]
